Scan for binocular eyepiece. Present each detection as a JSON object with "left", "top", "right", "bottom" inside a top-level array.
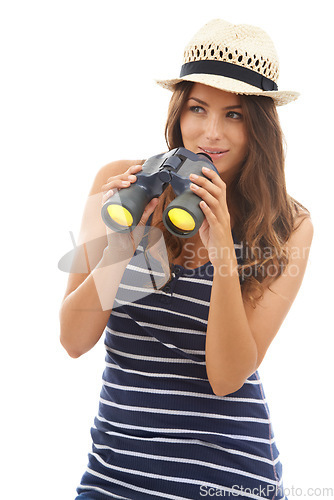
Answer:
[{"left": 101, "top": 147, "right": 218, "bottom": 238}]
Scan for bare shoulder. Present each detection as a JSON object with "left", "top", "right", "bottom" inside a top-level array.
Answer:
[
  {"left": 90, "top": 159, "right": 145, "bottom": 195},
  {"left": 289, "top": 208, "right": 314, "bottom": 247}
]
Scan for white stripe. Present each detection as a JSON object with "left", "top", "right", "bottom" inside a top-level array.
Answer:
[
  {"left": 126, "top": 262, "right": 166, "bottom": 277},
  {"left": 92, "top": 427, "right": 281, "bottom": 466},
  {"left": 95, "top": 415, "right": 276, "bottom": 445},
  {"left": 106, "top": 329, "right": 158, "bottom": 342},
  {"left": 105, "top": 341, "right": 204, "bottom": 357},
  {"left": 105, "top": 329, "right": 205, "bottom": 345},
  {"left": 245, "top": 377, "right": 262, "bottom": 385},
  {"left": 94, "top": 442, "right": 280, "bottom": 477},
  {"left": 111, "top": 317, "right": 203, "bottom": 335},
  {"left": 125, "top": 263, "right": 215, "bottom": 286},
  {"left": 84, "top": 466, "right": 191, "bottom": 500},
  {"left": 164, "top": 290, "right": 211, "bottom": 307},
  {"left": 99, "top": 397, "right": 270, "bottom": 423},
  {"left": 105, "top": 311, "right": 206, "bottom": 336},
  {"left": 118, "top": 282, "right": 211, "bottom": 307},
  {"left": 90, "top": 454, "right": 279, "bottom": 500},
  {"left": 101, "top": 380, "right": 267, "bottom": 404},
  {"left": 127, "top": 257, "right": 215, "bottom": 285},
  {"left": 105, "top": 361, "right": 208, "bottom": 381},
  {"left": 105, "top": 342, "right": 204, "bottom": 357},
  {"left": 104, "top": 346, "right": 206, "bottom": 364},
  {"left": 104, "top": 360, "right": 261, "bottom": 385},
  {"left": 178, "top": 276, "right": 214, "bottom": 285},
  {"left": 112, "top": 298, "right": 208, "bottom": 325},
  {"left": 151, "top": 345, "right": 202, "bottom": 355}
]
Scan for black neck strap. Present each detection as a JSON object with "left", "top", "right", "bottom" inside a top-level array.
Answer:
[{"left": 180, "top": 60, "right": 278, "bottom": 92}]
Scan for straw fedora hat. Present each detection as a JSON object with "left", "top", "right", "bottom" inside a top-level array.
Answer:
[{"left": 156, "top": 19, "right": 300, "bottom": 106}]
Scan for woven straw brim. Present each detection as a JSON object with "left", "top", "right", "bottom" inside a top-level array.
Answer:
[{"left": 156, "top": 74, "right": 300, "bottom": 106}]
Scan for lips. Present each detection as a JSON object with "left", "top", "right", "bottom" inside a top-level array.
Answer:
[{"left": 199, "top": 147, "right": 229, "bottom": 158}]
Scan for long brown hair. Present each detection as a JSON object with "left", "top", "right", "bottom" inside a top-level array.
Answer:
[{"left": 149, "top": 81, "right": 310, "bottom": 308}]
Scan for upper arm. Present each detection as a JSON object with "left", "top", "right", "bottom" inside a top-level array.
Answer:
[
  {"left": 60, "top": 159, "right": 143, "bottom": 305},
  {"left": 243, "top": 215, "right": 314, "bottom": 370}
]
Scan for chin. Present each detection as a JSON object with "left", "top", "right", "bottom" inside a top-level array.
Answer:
[{"left": 217, "top": 164, "right": 239, "bottom": 183}]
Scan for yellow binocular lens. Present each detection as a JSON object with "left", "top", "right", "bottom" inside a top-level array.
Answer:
[
  {"left": 107, "top": 205, "right": 133, "bottom": 227},
  {"left": 167, "top": 208, "right": 195, "bottom": 231}
]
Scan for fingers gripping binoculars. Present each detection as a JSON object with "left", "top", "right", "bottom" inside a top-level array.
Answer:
[{"left": 101, "top": 147, "right": 219, "bottom": 238}]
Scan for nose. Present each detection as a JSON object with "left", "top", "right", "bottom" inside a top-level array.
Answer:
[{"left": 205, "top": 114, "right": 222, "bottom": 142}]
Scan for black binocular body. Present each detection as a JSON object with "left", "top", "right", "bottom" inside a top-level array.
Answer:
[{"left": 101, "top": 147, "right": 218, "bottom": 238}]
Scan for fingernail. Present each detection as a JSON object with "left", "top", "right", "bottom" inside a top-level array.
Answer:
[
  {"left": 122, "top": 181, "right": 130, "bottom": 186},
  {"left": 105, "top": 189, "right": 114, "bottom": 198},
  {"left": 190, "top": 173, "right": 198, "bottom": 179},
  {"left": 202, "top": 167, "right": 210, "bottom": 173}
]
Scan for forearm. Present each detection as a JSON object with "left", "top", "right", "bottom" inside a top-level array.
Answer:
[
  {"left": 206, "top": 245, "right": 258, "bottom": 396},
  {"left": 59, "top": 250, "right": 132, "bottom": 357}
]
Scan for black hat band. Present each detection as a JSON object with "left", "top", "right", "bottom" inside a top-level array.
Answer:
[{"left": 180, "top": 60, "right": 278, "bottom": 92}]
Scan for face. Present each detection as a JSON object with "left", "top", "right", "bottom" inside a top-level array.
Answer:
[{"left": 179, "top": 83, "right": 248, "bottom": 184}]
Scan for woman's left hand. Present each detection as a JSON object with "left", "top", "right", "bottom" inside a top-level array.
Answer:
[{"left": 189, "top": 167, "right": 234, "bottom": 268}]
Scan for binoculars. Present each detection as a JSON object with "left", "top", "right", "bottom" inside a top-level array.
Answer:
[{"left": 101, "top": 147, "right": 219, "bottom": 238}]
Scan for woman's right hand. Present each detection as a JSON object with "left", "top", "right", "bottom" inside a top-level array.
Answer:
[{"left": 100, "top": 163, "right": 159, "bottom": 258}]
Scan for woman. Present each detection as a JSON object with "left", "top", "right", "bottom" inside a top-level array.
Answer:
[{"left": 60, "top": 19, "right": 313, "bottom": 499}]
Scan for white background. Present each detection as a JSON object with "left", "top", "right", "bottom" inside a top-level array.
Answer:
[{"left": 1, "top": 0, "right": 333, "bottom": 498}]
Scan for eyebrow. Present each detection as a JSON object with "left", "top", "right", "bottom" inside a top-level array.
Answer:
[{"left": 187, "top": 97, "right": 242, "bottom": 110}]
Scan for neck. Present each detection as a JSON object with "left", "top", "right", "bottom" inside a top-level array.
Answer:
[{"left": 226, "top": 191, "right": 237, "bottom": 230}]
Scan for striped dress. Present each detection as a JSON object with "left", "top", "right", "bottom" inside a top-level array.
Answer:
[{"left": 75, "top": 218, "right": 287, "bottom": 500}]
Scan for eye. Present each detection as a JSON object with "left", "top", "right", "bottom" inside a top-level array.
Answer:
[
  {"left": 189, "top": 105, "right": 205, "bottom": 114},
  {"left": 226, "top": 111, "right": 243, "bottom": 120}
]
